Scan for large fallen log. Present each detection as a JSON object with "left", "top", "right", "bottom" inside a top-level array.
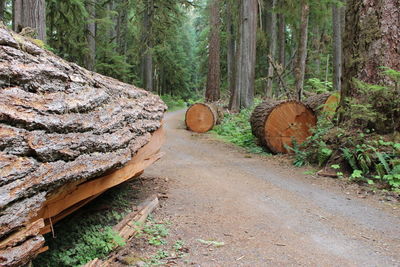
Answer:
[
  {"left": 250, "top": 100, "right": 317, "bottom": 153},
  {"left": 185, "top": 103, "right": 223, "bottom": 133},
  {"left": 0, "top": 26, "right": 166, "bottom": 266}
]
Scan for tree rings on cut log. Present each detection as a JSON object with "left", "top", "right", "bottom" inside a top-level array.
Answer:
[
  {"left": 250, "top": 100, "right": 317, "bottom": 153},
  {"left": 185, "top": 103, "right": 222, "bottom": 133},
  {"left": 304, "top": 92, "right": 340, "bottom": 115}
]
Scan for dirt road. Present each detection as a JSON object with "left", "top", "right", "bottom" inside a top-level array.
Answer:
[{"left": 145, "top": 110, "right": 400, "bottom": 266}]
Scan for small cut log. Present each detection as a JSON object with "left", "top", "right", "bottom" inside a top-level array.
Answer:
[
  {"left": 185, "top": 103, "right": 223, "bottom": 133},
  {"left": 250, "top": 100, "right": 317, "bottom": 153}
]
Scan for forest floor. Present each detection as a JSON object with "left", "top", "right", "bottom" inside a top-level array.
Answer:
[{"left": 113, "top": 109, "right": 400, "bottom": 266}]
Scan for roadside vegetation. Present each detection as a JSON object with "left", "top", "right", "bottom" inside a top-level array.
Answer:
[
  {"left": 211, "top": 100, "right": 270, "bottom": 155},
  {"left": 290, "top": 69, "right": 400, "bottom": 191},
  {"left": 33, "top": 183, "right": 134, "bottom": 266}
]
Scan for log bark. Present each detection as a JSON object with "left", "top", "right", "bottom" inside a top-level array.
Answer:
[
  {"left": 304, "top": 93, "right": 340, "bottom": 115},
  {"left": 0, "top": 26, "right": 166, "bottom": 266},
  {"left": 185, "top": 103, "right": 223, "bottom": 133},
  {"left": 250, "top": 100, "right": 316, "bottom": 153}
]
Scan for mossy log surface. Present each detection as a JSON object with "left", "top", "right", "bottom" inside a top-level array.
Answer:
[{"left": 0, "top": 26, "right": 166, "bottom": 266}]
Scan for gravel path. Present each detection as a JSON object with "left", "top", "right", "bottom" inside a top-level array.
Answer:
[{"left": 145, "top": 110, "right": 400, "bottom": 267}]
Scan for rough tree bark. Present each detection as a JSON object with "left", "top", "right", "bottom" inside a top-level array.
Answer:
[
  {"left": 332, "top": 1, "right": 343, "bottom": 91},
  {"left": 265, "top": 0, "right": 277, "bottom": 97},
  {"left": 313, "top": 25, "right": 321, "bottom": 76},
  {"left": 142, "top": 0, "right": 153, "bottom": 91},
  {"left": 230, "top": 0, "right": 257, "bottom": 111},
  {"left": 226, "top": 0, "right": 236, "bottom": 110},
  {"left": 0, "top": 0, "right": 5, "bottom": 22},
  {"left": 342, "top": 0, "right": 400, "bottom": 101},
  {"left": 12, "top": 0, "right": 46, "bottom": 41},
  {"left": 0, "top": 26, "right": 166, "bottom": 266},
  {"left": 116, "top": 0, "right": 129, "bottom": 55},
  {"left": 276, "top": 12, "right": 286, "bottom": 95},
  {"left": 277, "top": 13, "right": 285, "bottom": 69},
  {"left": 294, "top": 0, "right": 309, "bottom": 100},
  {"left": 205, "top": 0, "right": 221, "bottom": 102},
  {"left": 84, "top": 0, "right": 96, "bottom": 71}
]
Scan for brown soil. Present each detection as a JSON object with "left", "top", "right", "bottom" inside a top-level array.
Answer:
[{"left": 113, "top": 110, "right": 400, "bottom": 267}]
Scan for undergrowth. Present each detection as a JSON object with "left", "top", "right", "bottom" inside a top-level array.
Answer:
[
  {"left": 161, "top": 95, "right": 186, "bottom": 111},
  {"left": 290, "top": 68, "right": 400, "bottom": 191},
  {"left": 161, "top": 95, "right": 203, "bottom": 112},
  {"left": 212, "top": 102, "right": 270, "bottom": 155},
  {"left": 33, "top": 183, "right": 135, "bottom": 266}
]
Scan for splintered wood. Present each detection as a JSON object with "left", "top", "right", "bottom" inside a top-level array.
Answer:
[{"left": 0, "top": 25, "right": 166, "bottom": 266}]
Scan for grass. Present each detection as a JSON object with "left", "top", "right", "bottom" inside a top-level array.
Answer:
[
  {"left": 211, "top": 105, "right": 270, "bottom": 155},
  {"left": 33, "top": 183, "right": 136, "bottom": 267}
]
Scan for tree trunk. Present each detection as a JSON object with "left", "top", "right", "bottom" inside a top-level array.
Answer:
[
  {"left": 12, "top": 0, "right": 21, "bottom": 32},
  {"left": 84, "top": 0, "right": 96, "bottom": 71},
  {"left": 185, "top": 103, "right": 223, "bottom": 133},
  {"left": 276, "top": 13, "right": 286, "bottom": 95},
  {"left": 0, "top": 26, "right": 166, "bottom": 266},
  {"left": 265, "top": 0, "right": 277, "bottom": 97},
  {"left": 230, "top": 0, "right": 257, "bottom": 112},
  {"left": 12, "top": 0, "right": 46, "bottom": 41},
  {"left": 294, "top": 0, "right": 309, "bottom": 100},
  {"left": 342, "top": 0, "right": 400, "bottom": 101},
  {"left": 250, "top": 100, "right": 316, "bottom": 153},
  {"left": 205, "top": 0, "right": 221, "bottom": 102},
  {"left": 0, "top": 0, "right": 5, "bottom": 22},
  {"left": 226, "top": 0, "right": 236, "bottom": 109},
  {"left": 142, "top": 0, "right": 153, "bottom": 91},
  {"left": 313, "top": 25, "right": 321, "bottom": 76},
  {"left": 277, "top": 13, "right": 285, "bottom": 69},
  {"left": 332, "top": 2, "right": 342, "bottom": 91},
  {"left": 116, "top": 1, "right": 129, "bottom": 55}
]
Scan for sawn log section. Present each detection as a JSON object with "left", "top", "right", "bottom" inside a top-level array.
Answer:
[
  {"left": 0, "top": 25, "right": 166, "bottom": 267},
  {"left": 185, "top": 103, "right": 223, "bottom": 133},
  {"left": 250, "top": 100, "right": 317, "bottom": 153}
]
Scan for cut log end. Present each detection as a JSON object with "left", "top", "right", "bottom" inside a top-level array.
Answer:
[
  {"left": 185, "top": 103, "right": 218, "bottom": 133},
  {"left": 251, "top": 100, "right": 317, "bottom": 154}
]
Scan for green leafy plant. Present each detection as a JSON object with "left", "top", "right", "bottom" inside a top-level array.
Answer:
[
  {"left": 305, "top": 78, "right": 333, "bottom": 93},
  {"left": 160, "top": 95, "right": 187, "bottom": 111},
  {"left": 143, "top": 218, "right": 169, "bottom": 247},
  {"left": 33, "top": 183, "right": 134, "bottom": 266},
  {"left": 212, "top": 101, "right": 270, "bottom": 155}
]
